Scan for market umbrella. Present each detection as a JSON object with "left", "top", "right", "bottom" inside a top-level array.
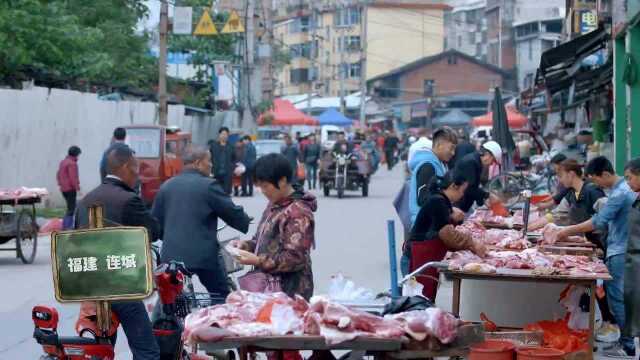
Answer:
[
  {"left": 257, "top": 99, "right": 318, "bottom": 126},
  {"left": 316, "top": 108, "right": 354, "bottom": 126},
  {"left": 491, "top": 87, "right": 516, "bottom": 167}
]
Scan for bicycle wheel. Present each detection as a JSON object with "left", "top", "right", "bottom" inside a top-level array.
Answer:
[{"left": 487, "top": 173, "right": 524, "bottom": 208}]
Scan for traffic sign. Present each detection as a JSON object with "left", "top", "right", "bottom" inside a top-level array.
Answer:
[
  {"left": 173, "top": 7, "right": 193, "bottom": 34},
  {"left": 51, "top": 227, "right": 153, "bottom": 302},
  {"left": 194, "top": 10, "right": 218, "bottom": 35},
  {"left": 221, "top": 10, "right": 245, "bottom": 34}
]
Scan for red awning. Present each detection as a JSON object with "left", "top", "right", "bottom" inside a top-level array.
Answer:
[
  {"left": 257, "top": 99, "right": 318, "bottom": 126},
  {"left": 472, "top": 105, "right": 528, "bottom": 129}
]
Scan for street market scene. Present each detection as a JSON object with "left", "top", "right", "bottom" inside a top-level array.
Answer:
[{"left": 2, "top": 0, "right": 640, "bottom": 359}]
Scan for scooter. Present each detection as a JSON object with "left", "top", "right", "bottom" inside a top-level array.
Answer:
[{"left": 32, "top": 260, "right": 218, "bottom": 360}]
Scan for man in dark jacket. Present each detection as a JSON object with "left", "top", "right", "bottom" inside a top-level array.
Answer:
[
  {"left": 384, "top": 132, "right": 399, "bottom": 170},
  {"left": 99, "top": 127, "right": 126, "bottom": 181},
  {"left": 210, "top": 127, "right": 234, "bottom": 195},
  {"left": 281, "top": 134, "right": 300, "bottom": 183},
  {"left": 454, "top": 141, "right": 502, "bottom": 213},
  {"left": 241, "top": 135, "right": 257, "bottom": 196},
  {"left": 75, "top": 143, "right": 160, "bottom": 360},
  {"left": 449, "top": 134, "right": 476, "bottom": 169},
  {"left": 303, "top": 134, "right": 321, "bottom": 189},
  {"left": 152, "top": 147, "right": 251, "bottom": 296}
]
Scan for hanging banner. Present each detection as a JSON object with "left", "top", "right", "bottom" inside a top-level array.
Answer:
[{"left": 173, "top": 7, "right": 193, "bottom": 35}]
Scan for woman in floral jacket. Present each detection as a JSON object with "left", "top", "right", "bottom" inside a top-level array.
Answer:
[{"left": 233, "top": 153, "right": 317, "bottom": 300}]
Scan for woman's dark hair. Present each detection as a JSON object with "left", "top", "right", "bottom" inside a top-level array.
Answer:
[
  {"left": 559, "top": 159, "right": 583, "bottom": 177},
  {"left": 429, "top": 170, "right": 468, "bottom": 193},
  {"left": 550, "top": 153, "right": 567, "bottom": 165},
  {"left": 242, "top": 135, "right": 252, "bottom": 141},
  {"left": 624, "top": 157, "right": 640, "bottom": 175},
  {"left": 253, "top": 153, "right": 292, "bottom": 188},
  {"left": 218, "top": 126, "right": 230, "bottom": 134},
  {"left": 68, "top": 146, "right": 81, "bottom": 157},
  {"left": 585, "top": 156, "right": 614, "bottom": 177}
]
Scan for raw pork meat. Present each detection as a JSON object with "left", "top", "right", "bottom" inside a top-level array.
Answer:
[
  {"left": 184, "top": 291, "right": 309, "bottom": 343},
  {"left": 304, "top": 297, "right": 406, "bottom": 344},
  {"left": 388, "top": 308, "right": 461, "bottom": 344}
]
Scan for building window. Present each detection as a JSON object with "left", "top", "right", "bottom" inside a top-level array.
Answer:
[
  {"left": 335, "top": 7, "right": 361, "bottom": 27},
  {"left": 457, "top": 35, "right": 462, "bottom": 48},
  {"left": 349, "top": 62, "right": 361, "bottom": 78},
  {"left": 290, "top": 43, "right": 312, "bottom": 58},
  {"left": 290, "top": 68, "right": 309, "bottom": 84},
  {"left": 528, "top": 40, "right": 533, "bottom": 61},
  {"left": 516, "top": 22, "right": 540, "bottom": 38},
  {"left": 289, "top": 16, "right": 310, "bottom": 33},
  {"left": 447, "top": 55, "right": 457, "bottom": 65},
  {"left": 424, "top": 79, "right": 435, "bottom": 97},
  {"left": 339, "top": 35, "right": 361, "bottom": 52}
]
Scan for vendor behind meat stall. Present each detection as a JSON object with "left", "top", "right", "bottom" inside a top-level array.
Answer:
[
  {"left": 528, "top": 159, "right": 619, "bottom": 340},
  {"left": 623, "top": 158, "right": 640, "bottom": 349},
  {"left": 409, "top": 171, "right": 487, "bottom": 300},
  {"left": 535, "top": 153, "right": 570, "bottom": 211},
  {"left": 453, "top": 141, "right": 502, "bottom": 213},
  {"left": 555, "top": 156, "right": 637, "bottom": 357},
  {"left": 530, "top": 159, "right": 606, "bottom": 247}
]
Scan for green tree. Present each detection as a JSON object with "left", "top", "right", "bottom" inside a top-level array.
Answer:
[{"left": 0, "top": 0, "right": 156, "bottom": 89}]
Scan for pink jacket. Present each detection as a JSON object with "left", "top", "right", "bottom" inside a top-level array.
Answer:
[{"left": 57, "top": 156, "right": 80, "bottom": 192}]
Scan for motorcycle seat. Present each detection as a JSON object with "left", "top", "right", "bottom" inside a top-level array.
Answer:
[{"left": 58, "top": 336, "right": 99, "bottom": 345}]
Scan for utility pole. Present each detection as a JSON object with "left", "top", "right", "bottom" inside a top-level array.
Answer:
[
  {"left": 242, "top": 0, "right": 255, "bottom": 132},
  {"left": 158, "top": 0, "right": 169, "bottom": 126},
  {"left": 307, "top": 5, "right": 316, "bottom": 115},
  {"left": 339, "top": 26, "right": 346, "bottom": 115},
  {"left": 498, "top": 3, "right": 502, "bottom": 69},
  {"left": 358, "top": 2, "right": 368, "bottom": 127}
]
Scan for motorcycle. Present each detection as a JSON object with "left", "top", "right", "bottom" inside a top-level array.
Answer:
[
  {"left": 32, "top": 260, "right": 226, "bottom": 360},
  {"left": 319, "top": 151, "right": 371, "bottom": 198},
  {"left": 33, "top": 219, "right": 249, "bottom": 360}
]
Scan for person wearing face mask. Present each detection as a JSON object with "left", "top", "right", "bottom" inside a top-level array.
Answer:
[
  {"left": 151, "top": 146, "right": 250, "bottom": 297},
  {"left": 75, "top": 143, "right": 160, "bottom": 360},
  {"left": 453, "top": 140, "right": 502, "bottom": 213},
  {"left": 409, "top": 171, "right": 487, "bottom": 299}
]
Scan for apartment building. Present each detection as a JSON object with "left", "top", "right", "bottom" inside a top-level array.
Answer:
[
  {"left": 444, "top": 0, "right": 488, "bottom": 61},
  {"left": 271, "top": 0, "right": 449, "bottom": 97}
]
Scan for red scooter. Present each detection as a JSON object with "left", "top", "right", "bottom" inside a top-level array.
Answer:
[{"left": 33, "top": 261, "right": 220, "bottom": 360}]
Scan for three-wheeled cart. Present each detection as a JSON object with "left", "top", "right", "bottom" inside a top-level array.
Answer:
[{"left": 0, "top": 196, "right": 40, "bottom": 264}]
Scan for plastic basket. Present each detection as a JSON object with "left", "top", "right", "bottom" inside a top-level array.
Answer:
[{"left": 485, "top": 330, "right": 544, "bottom": 346}]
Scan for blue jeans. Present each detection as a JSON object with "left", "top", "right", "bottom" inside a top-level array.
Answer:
[
  {"left": 606, "top": 254, "right": 636, "bottom": 351},
  {"left": 111, "top": 301, "right": 160, "bottom": 360}
]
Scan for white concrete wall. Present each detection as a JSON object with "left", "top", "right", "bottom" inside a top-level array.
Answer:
[{"left": 0, "top": 86, "right": 237, "bottom": 207}]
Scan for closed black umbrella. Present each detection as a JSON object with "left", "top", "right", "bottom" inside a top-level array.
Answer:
[{"left": 491, "top": 87, "right": 516, "bottom": 167}]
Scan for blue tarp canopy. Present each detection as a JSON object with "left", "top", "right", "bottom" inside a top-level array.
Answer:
[{"left": 316, "top": 108, "right": 353, "bottom": 126}]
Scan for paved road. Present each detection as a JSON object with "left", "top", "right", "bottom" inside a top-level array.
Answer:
[{"left": 0, "top": 166, "right": 407, "bottom": 358}]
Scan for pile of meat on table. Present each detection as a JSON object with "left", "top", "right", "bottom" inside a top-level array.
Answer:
[
  {"left": 0, "top": 187, "right": 49, "bottom": 201},
  {"left": 456, "top": 221, "right": 532, "bottom": 250},
  {"left": 184, "top": 290, "right": 461, "bottom": 346},
  {"left": 445, "top": 248, "right": 608, "bottom": 276},
  {"left": 468, "top": 209, "right": 541, "bottom": 228}
]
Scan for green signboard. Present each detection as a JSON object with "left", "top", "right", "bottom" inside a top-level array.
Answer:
[{"left": 51, "top": 227, "right": 153, "bottom": 302}]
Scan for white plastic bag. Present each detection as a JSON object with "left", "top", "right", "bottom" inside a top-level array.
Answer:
[
  {"left": 560, "top": 285, "right": 602, "bottom": 331},
  {"left": 402, "top": 278, "right": 424, "bottom": 297},
  {"left": 327, "top": 273, "right": 375, "bottom": 301}
]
